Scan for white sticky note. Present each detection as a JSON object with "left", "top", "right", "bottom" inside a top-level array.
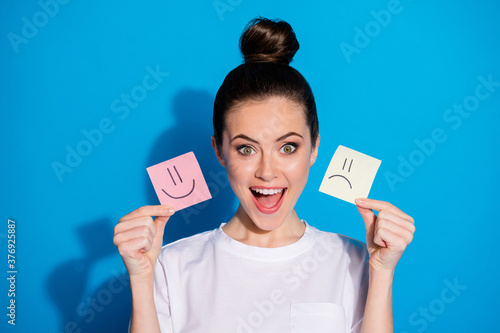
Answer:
[{"left": 319, "top": 145, "right": 381, "bottom": 204}]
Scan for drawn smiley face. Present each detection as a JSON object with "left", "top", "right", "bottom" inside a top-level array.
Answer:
[
  {"left": 161, "top": 165, "right": 196, "bottom": 199},
  {"left": 328, "top": 157, "right": 354, "bottom": 189},
  {"left": 147, "top": 152, "right": 212, "bottom": 211}
]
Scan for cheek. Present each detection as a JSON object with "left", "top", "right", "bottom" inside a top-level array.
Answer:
[
  {"left": 289, "top": 150, "right": 311, "bottom": 170},
  {"left": 279, "top": 155, "right": 311, "bottom": 186},
  {"left": 224, "top": 156, "right": 253, "bottom": 186}
]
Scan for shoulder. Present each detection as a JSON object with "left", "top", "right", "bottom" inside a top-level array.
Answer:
[
  {"left": 157, "top": 228, "right": 217, "bottom": 263},
  {"left": 308, "top": 224, "right": 368, "bottom": 264}
]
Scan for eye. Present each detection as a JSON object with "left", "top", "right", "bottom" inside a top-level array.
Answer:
[
  {"left": 238, "top": 146, "right": 255, "bottom": 155},
  {"left": 280, "top": 143, "right": 297, "bottom": 154}
]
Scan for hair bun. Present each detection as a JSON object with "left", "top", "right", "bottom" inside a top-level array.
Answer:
[{"left": 239, "top": 17, "right": 299, "bottom": 65}]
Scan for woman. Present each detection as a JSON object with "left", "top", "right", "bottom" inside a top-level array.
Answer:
[{"left": 113, "top": 17, "right": 415, "bottom": 333}]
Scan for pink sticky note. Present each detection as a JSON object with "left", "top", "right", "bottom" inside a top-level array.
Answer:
[{"left": 147, "top": 152, "right": 212, "bottom": 211}]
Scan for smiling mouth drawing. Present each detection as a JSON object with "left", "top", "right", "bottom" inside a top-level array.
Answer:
[{"left": 161, "top": 165, "right": 196, "bottom": 199}]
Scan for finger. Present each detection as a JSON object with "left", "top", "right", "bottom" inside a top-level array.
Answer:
[
  {"left": 375, "top": 226, "right": 410, "bottom": 252},
  {"left": 119, "top": 205, "right": 175, "bottom": 222},
  {"left": 355, "top": 198, "right": 413, "bottom": 223},
  {"left": 114, "top": 216, "right": 156, "bottom": 236},
  {"left": 117, "top": 236, "right": 154, "bottom": 258},
  {"left": 113, "top": 225, "right": 155, "bottom": 248},
  {"left": 377, "top": 210, "right": 417, "bottom": 234},
  {"left": 375, "top": 217, "right": 414, "bottom": 244}
]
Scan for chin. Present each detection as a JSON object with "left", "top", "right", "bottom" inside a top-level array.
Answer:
[{"left": 250, "top": 216, "right": 286, "bottom": 231}]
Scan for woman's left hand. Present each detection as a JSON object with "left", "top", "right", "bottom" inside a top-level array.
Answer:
[{"left": 355, "top": 198, "right": 415, "bottom": 272}]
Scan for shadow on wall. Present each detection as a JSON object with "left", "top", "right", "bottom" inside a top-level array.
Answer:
[
  {"left": 47, "top": 89, "right": 236, "bottom": 332},
  {"left": 46, "top": 219, "right": 131, "bottom": 333},
  {"left": 145, "top": 88, "right": 236, "bottom": 244}
]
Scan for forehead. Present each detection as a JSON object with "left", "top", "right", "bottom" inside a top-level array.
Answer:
[{"left": 225, "top": 97, "right": 308, "bottom": 138}]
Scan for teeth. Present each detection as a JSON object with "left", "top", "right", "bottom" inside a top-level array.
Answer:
[{"left": 251, "top": 188, "right": 284, "bottom": 195}]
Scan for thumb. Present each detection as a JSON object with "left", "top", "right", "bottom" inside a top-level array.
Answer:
[
  {"left": 355, "top": 202, "right": 377, "bottom": 246},
  {"left": 152, "top": 207, "right": 175, "bottom": 250},
  {"left": 153, "top": 215, "right": 170, "bottom": 244},
  {"left": 355, "top": 204, "right": 376, "bottom": 234}
]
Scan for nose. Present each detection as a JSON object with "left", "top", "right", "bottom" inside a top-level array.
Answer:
[{"left": 255, "top": 152, "right": 277, "bottom": 181}]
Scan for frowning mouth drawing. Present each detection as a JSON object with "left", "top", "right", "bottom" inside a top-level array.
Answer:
[{"left": 328, "top": 158, "right": 353, "bottom": 189}]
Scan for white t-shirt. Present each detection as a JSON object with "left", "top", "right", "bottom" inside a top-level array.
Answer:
[{"left": 153, "top": 221, "right": 369, "bottom": 333}]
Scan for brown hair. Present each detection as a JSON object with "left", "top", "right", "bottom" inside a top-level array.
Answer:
[{"left": 213, "top": 17, "right": 319, "bottom": 150}]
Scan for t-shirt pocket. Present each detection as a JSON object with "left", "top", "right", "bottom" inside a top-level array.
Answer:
[{"left": 291, "top": 302, "right": 347, "bottom": 333}]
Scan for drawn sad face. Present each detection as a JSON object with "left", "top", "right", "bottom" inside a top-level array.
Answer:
[
  {"left": 147, "top": 152, "right": 212, "bottom": 211},
  {"left": 319, "top": 145, "right": 381, "bottom": 204},
  {"left": 328, "top": 157, "right": 354, "bottom": 189}
]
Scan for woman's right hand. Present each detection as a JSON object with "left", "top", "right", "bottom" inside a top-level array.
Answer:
[{"left": 113, "top": 205, "right": 175, "bottom": 282}]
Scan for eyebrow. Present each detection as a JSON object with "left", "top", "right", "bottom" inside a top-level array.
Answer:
[
  {"left": 230, "top": 132, "right": 304, "bottom": 144},
  {"left": 276, "top": 132, "right": 304, "bottom": 142}
]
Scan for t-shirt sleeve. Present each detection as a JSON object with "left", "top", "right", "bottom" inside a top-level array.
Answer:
[
  {"left": 153, "top": 256, "right": 174, "bottom": 333},
  {"left": 349, "top": 242, "right": 369, "bottom": 333}
]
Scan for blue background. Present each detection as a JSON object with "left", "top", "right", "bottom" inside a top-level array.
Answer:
[{"left": 2, "top": 0, "right": 499, "bottom": 332}]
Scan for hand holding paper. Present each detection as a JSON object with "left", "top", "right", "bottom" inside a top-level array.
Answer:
[{"left": 355, "top": 198, "right": 415, "bottom": 272}]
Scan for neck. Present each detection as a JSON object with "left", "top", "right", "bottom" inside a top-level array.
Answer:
[{"left": 222, "top": 205, "right": 306, "bottom": 248}]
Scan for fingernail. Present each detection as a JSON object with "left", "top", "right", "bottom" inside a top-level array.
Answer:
[
  {"left": 355, "top": 198, "right": 365, "bottom": 205},
  {"left": 167, "top": 207, "right": 175, "bottom": 214}
]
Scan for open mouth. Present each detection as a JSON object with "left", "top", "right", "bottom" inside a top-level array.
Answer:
[{"left": 249, "top": 187, "right": 286, "bottom": 214}]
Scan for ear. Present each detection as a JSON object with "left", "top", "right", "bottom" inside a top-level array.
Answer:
[
  {"left": 309, "top": 134, "right": 320, "bottom": 167},
  {"left": 211, "top": 135, "right": 226, "bottom": 167}
]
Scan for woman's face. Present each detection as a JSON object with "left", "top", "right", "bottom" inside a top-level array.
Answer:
[{"left": 213, "top": 96, "right": 319, "bottom": 231}]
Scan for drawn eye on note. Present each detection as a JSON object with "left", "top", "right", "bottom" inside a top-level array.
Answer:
[
  {"left": 162, "top": 165, "right": 196, "bottom": 199},
  {"left": 328, "top": 157, "right": 354, "bottom": 189},
  {"left": 147, "top": 152, "right": 211, "bottom": 211},
  {"left": 319, "top": 146, "right": 381, "bottom": 204}
]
